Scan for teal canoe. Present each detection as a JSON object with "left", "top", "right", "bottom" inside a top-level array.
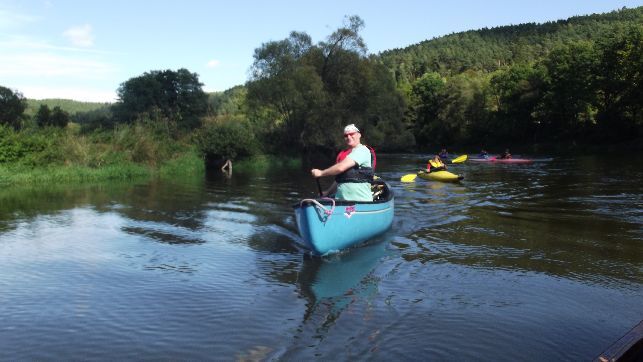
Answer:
[{"left": 293, "top": 180, "right": 394, "bottom": 255}]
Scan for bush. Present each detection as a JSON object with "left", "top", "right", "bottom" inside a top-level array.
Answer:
[
  {"left": 0, "top": 86, "right": 27, "bottom": 129},
  {"left": 0, "top": 125, "right": 62, "bottom": 165},
  {"left": 195, "top": 118, "right": 258, "bottom": 161}
]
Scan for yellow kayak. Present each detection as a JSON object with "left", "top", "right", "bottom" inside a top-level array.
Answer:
[{"left": 417, "top": 170, "right": 463, "bottom": 183}]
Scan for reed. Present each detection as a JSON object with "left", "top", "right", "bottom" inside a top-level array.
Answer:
[{"left": 158, "top": 150, "right": 205, "bottom": 177}]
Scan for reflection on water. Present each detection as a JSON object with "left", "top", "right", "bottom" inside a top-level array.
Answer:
[
  {"left": 298, "top": 240, "right": 389, "bottom": 300},
  {"left": 0, "top": 155, "right": 641, "bottom": 360}
]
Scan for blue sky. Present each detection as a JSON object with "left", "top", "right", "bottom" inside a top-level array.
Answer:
[{"left": 1, "top": 0, "right": 641, "bottom": 102}]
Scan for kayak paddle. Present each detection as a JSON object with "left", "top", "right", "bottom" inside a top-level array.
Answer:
[
  {"left": 400, "top": 173, "right": 417, "bottom": 182},
  {"left": 451, "top": 154, "right": 467, "bottom": 163}
]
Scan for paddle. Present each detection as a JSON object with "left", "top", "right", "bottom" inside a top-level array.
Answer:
[
  {"left": 451, "top": 154, "right": 467, "bottom": 163},
  {"left": 400, "top": 173, "right": 417, "bottom": 182},
  {"left": 316, "top": 178, "right": 323, "bottom": 197}
]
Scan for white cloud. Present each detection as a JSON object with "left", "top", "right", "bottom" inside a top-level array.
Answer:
[
  {"left": 0, "top": 8, "right": 39, "bottom": 28},
  {"left": 0, "top": 52, "right": 115, "bottom": 78},
  {"left": 63, "top": 24, "right": 94, "bottom": 47},
  {"left": 0, "top": 35, "right": 111, "bottom": 54},
  {"left": 206, "top": 59, "right": 221, "bottom": 68}
]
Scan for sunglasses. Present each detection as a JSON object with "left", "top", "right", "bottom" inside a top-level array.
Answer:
[{"left": 343, "top": 132, "right": 359, "bottom": 138}]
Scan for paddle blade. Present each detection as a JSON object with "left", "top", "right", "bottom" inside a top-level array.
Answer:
[
  {"left": 451, "top": 154, "right": 468, "bottom": 163},
  {"left": 400, "top": 174, "right": 417, "bottom": 182}
]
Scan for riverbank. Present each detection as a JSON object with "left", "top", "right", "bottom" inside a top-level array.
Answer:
[{"left": 0, "top": 152, "right": 301, "bottom": 187}]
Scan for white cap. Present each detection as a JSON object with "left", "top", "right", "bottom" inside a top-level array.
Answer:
[{"left": 343, "top": 124, "right": 360, "bottom": 134}]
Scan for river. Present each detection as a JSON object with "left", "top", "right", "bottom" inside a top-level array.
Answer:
[{"left": 0, "top": 153, "right": 641, "bottom": 361}]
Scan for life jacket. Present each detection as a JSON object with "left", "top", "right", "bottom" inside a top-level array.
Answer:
[{"left": 335, "top": 145, "right": 376, "bottom": 183}]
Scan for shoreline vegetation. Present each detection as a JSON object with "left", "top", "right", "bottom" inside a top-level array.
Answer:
[
  {"left": 1, "top": 8, "right": 641, "bottom": 187},
  {"left": 0, "top": 149, "right": 302, "bottom": 187}
]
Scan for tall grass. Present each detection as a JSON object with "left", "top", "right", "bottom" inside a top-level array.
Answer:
[
  {"left": 158, "top": 150, "right": 205, "bottom": 177},
  {"left": 0, "top": 163, "right": 151, "bottom": 187},
  {"left": 0, "top": 123, "right": 301, "bottom": 187},
  {"left": 0, "top": 122, "right": 204, "bottom": 186}
]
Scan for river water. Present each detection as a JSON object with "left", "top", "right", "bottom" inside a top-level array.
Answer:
[{"left": 1, "top": 154, "right": 641, "bottom": 361}]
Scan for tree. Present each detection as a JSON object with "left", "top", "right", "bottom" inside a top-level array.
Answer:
[
  {"left": 595, "top": 26, "right": 643, "bottom": 140},
  {"left": 35, "top": 104, "right": 69, "bottom": 128},
  {"left": 410, "top": 72, "right": 446, "bottom": 147},
  {"left": 115, "top": 68, "right": 208, "bottom": 131},
  {"left": 35, "top": 104, "right": 52, "bottom": 127},
  {"left": 539, "top": 42, "right": 599, "bottom": 139},
  {"left": 489, "top": 64, "right": 546, "bottom": 141},
  {"left": 50, "top": 106, "right": 70, "bottom": 128},
  {"left": 195, "top": 118, "right": 257, "bottom": 164},
  {"left": 208, "top": 86, "right": 247, "bottom": 117},
  {"left": 247, "top": 16, "right": 408, "bottom": 156},
  {"left": 247, "top": 31, "right": 324, "bottom": 153},
  {"left": 0, "top": 86, "right": 27, "bottom": 129}
]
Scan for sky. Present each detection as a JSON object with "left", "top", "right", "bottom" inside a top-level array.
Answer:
[{"left": 1, "top": 0, "right": 642, "bottom": 103}]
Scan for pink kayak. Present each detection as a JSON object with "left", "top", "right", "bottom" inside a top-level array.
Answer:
[{"left": 470, "top": 157, "right": 533, "bottom": 164}]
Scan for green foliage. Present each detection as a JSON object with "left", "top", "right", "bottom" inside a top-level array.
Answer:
[
  {"left": 488, "top": 64, "right": 545, "bottom": 141},
  {"left": 115, "top": 68, "right": 208, "bottom": 130},
  {"left": 74, "top": 106, "right": 115, "bottom": 131},
  {"left": 195, "top": 119, "right": 258, "bottom": 160},
  {"left": 594, "top": 25, "right": 643, "bottom": 140},
  {"left": 0, "top": 163, "right": 150, "bottom": 187},
  {"left": 34, "top": 105, "right": 70, "bottom": 128},
  {"left": 51, "top": 107, "right": 71, "bottom": 128},
  {"left": 382, "top": 7, "right": 643, "bottom": 82},
  {"left": 34, "top": 105, "right": 51, "bottom": 127},
  {"left": 247, "top": 16, "right": 411, "bottom": 155},
  {"left": 233, "top": 154, "right": 301, "bottom": 172},
  {"left": 382, "top": 7, "right": 643, "bottom": 148},
  {"left": 25, "top": 99, "right": 109, "bottom": 117},
  {"left": 0, "top": 126, "right": 63, "bottom": 166},
  {"left": 0, "top": 86, "right": 27, "bottom": 129},
  {"left": 541, "top": 41, "right": 600, "bottom": 137},
  {"left": 158, "top": 149, "right": 204, "bottom": 177},
  {"left": 0, "top": 121, "right": 189, "bottom": 169},
  {"left": 410, "top": 72, "right": 446, "bottom": 146},
  {"left": 208, "top": 86, "right": 247, "bottom": 117}
]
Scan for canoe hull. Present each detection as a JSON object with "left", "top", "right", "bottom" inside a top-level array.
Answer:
[
  {"left": 293, "top": 181, "right": 394, "bottom": 255},
  {"left": 417, "top": 170, "right": 463, "bottom": 182}
]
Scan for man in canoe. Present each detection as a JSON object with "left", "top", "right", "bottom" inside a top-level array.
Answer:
[
  {"left": 311, "top": 124, "right": 375, "bottom": 202},
  {"left": 426, "top": 154, "right": 447, "bottom": 173},
  {"left": 499, "top": 149, "right": 512, "bottom": 159}
]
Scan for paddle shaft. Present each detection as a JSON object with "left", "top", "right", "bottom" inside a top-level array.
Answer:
[{"left": 316, "top": 178, "right": 323, "bottom": 197}]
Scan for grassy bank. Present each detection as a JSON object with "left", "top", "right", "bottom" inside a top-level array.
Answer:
[
  {"left": 0, "top": 152, "right": 205, "bottom": 187},
  {"left": 0, "top": 122, "right": 198, "bottom": 187},
  {"left": 0, "top": 151, "right": 302, "bottom": 187}
]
